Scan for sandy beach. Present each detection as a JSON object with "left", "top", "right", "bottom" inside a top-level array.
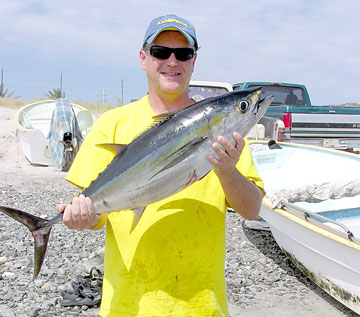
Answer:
[{"left": 0, "top": 106, "right": 357, "bottom": 316}]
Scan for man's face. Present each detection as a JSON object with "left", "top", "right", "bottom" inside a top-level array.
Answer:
[{"left": 140, "top": 31, "right": 197, "bottom": 97}]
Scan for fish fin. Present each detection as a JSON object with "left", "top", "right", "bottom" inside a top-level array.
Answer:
[
  {"left": 32, "top": 226, "right": 52, "bottom": 280},
  {"left": 130, "top": 207, "right": 146, "bottom": 232},
  {"left": 149, "top": 136, "right": 208, "bottom": 181},
  {"left": 96, "top": 143, "right": 127, "bottom": 155},
  {"left": 126, "top": 112, "right": 177, "bottom": 141},
  {"left": 0, "top": 205, "right": 62, "bottom": 280},
  {"left": 198, "top": 170, "right": 211, "bottom": 181},
  {"left": 0, "top": 205, "right": 48, "bottom": 231},
  {"left": 151, "top": 111, "right": 177, "bottom": 123},
  {"left": 132, "top": 112, "right": 177, "bottom": 139}
]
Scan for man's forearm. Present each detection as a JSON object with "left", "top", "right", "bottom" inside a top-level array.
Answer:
[{"left": 218, "top": 168, "right": 264, "bottom": 220}]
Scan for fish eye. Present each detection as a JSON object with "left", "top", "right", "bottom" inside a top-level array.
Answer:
[{"left": 239, "top": 100, "right": 249, "bottom": 113}]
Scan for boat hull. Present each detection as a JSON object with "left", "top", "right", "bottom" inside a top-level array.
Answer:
[
  {"left": 261, "top": 198, "right": 360, "bottom": 314},
  {"left": 17, "top": 128, "right": 53, "bottom": 166},
  {"left": 251, "top": 141, "right": 360, "bottom": 314},
  {"left": 15, "top": 99, "right": 94, "bottom": 167}
]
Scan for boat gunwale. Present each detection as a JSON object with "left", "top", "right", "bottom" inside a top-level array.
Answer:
[
  {"left": 249, "top": 139, "right": 360, "bottom": 159},
  {"left": 14, "top": 99, "right": 88, "bottom": 132},
  {"left": 253, "top": 140, "right": 360, "bottom": 314},
  {"left": 262, "top": 196, "right": 360, "bottom": 250},
  {"left": 251, "top": 139, "right": 360, "bottom": 248}
]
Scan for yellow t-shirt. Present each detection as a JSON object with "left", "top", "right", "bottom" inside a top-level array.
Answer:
[{"left": 66, "top": 95, "right": 264, "bottom": 317}]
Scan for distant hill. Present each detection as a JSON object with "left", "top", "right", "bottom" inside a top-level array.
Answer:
[
  {"left": 0, "top": 98, "right": 28, "bottom": 109},
  {"left": 326, "top": 102, "right": 360, "bottom": 107},
  {"left": 0, "top": 98, "right": 112, "bottom": 114}
]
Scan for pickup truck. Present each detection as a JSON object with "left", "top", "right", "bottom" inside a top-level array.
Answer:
[
  {"left": 189, "top": 81, "right": 286, "bottom": 142},
  {"left": 189, "top": 80, "right": 233, "bottom": 100},
  {"left": 233, "top": 82, "right": 360, "bottom": 153}
]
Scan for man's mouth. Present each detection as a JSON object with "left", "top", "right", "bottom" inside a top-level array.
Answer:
[{"left": 162, "top": 72, "right": 180, "bottom": 77}]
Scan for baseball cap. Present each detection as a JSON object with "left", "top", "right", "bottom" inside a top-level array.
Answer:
[{"left": 143, "top": 14, "right": 198, "bottom": 50}]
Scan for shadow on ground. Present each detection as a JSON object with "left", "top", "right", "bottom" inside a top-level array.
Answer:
[{"left": 242, "top": 222, "right": 358, "bottom": 317}]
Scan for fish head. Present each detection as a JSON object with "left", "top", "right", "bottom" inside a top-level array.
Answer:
[
  {"left": 234, "top": 87, "right": 272, "bottom": 118},
  {"left": 220, "top": 87, "right": 274, "bottom": 136}
]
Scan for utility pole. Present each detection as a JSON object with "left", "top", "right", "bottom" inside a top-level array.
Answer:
[
  {"left": 0, "top": 68, "right": 4, "bottom": 97},
  {"left": 121, "top": 79, "right": 124, "bottom": 106},
  {"left": 102, "top": 89, "right": 106, "bottom": 104},
  {"left": 60, "top": 73, "right": 63, "bottom": 97},
  {"left": 97, "top": 89, "right": 108, "bottom": 105}
]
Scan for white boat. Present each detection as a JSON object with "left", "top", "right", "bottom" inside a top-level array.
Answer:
[
  {"left": 250, "top": 140, "right": 360, "bottom": 314},
  {"left": 15, "top": 99, "right": 94, "bottom": 168}
]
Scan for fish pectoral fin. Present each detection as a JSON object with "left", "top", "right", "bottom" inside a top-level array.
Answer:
[
  {"left": 130, "top": 207, "right": 146, "bottom": 232},
  {"left": 96, "top": 143, "right": 127, "bottom": 155},
  {"left": 149, "top": 136, "right": 208, "bottom": 181}
]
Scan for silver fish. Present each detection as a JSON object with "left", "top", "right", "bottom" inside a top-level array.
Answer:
[{"left": 0, "top": 87, "right": 273, "bottom": 279}]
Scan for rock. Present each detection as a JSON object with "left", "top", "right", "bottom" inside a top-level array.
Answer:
[
  {"left": 0, "top": 304, "right": 16, "bottom": 317},
  {"left": 57, "top": 268, "right": 65, "bottom": 276},
  {"left": 0, "top": 235, "right": 10, "bottom": 241},
  {"left": 41, "top": 283, "right": 52, "bottom": 292},
  {"left": 2, "top": 271, "right": 16, "bottom": 280}
]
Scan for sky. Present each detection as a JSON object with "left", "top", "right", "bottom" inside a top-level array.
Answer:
[{"left": 1, "top": 0, "right": 359, "bottom": 106}]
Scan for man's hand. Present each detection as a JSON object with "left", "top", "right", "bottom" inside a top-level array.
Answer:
[
  {"left": 206, "top": 132, "right": 244, "bottom": 177},
  {"left": 56, "top": 195, "right": 99, "bottom": 231},
  {"left": 206, "top": 132, "right": 263, "bottom": 220}
]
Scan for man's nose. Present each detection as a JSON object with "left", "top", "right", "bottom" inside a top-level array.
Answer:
[{"left": 167, "top": 52, "right": 178, "bottom": 64}]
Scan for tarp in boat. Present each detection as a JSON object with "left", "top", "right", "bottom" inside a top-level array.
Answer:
[
  {"left": 271, "top": 179, "right": 360, "bottom": 208},
  {"left": 48, "top": 98, "right": 83, "bottom": 171}
]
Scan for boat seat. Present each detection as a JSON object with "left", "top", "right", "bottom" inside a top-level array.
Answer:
[
  {"left": 77, "top": 110, "right": 93, "bottom": 132},
  {"left": 21, "top": 112, "right": 33, "bottom": 129},
  {"left": 285, "top": 92, "right": 299, "bottom": 105},
  {"left": 246, "top": 124, "right": 265, "bottom": 139}
]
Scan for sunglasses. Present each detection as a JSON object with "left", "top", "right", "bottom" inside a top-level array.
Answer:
[{"left": 143, "top": 45, "right": 196, "bottom": 61}]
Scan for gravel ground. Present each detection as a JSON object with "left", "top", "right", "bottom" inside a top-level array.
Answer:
[
  {"left": 0, "top": 175, "right": 358, "bottom": 317},
  {"left": 0, "top": 107, "right": 358, "bottom": 316}
]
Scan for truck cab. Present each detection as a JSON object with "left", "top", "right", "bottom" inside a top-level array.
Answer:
[
  {"left": 233, "top": 82, "right": 311, "bottom": 119},
  {"left": 189, "top": 80, "right": 233, "bottom": 101},
  {"left": 233, "top": 81, "right": 360, "bottom": 152},
  {"left": 189, "top": 80, "right": 281, "bottom": 141}
]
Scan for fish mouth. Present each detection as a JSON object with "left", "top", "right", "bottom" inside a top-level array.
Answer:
[
  {"left": 255, "top": 95, "right": 274, "bottom": 117},
  {"left": 243, "top": 87, "right": 273, "bottom": 116}
]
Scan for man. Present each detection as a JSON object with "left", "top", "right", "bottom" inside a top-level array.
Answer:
[{"left": 58, "top": 14, "right": 264, "bottom": 316}]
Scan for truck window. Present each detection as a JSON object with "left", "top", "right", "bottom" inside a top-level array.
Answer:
[
  {"left": 240, "top": 85, "right": 307, "bottom": 106},
  {"left": 189, "top": 86, "right": 229, "bottom": 101}
]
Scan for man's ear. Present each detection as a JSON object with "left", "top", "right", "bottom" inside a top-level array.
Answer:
[
  {"left": 191, "top": 53, "right": 197, "bottom": 73},
  {"left": 140, "top": 49, "right": 147, "bottom": 70}
]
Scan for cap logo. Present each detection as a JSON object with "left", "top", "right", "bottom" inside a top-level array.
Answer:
[{"left": 157, "top": 18, "right": 188, "bottom": 28}]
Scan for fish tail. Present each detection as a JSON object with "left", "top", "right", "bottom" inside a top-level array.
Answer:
[{"left": 0, "top": 205, "right": 62, "bottom": 280}]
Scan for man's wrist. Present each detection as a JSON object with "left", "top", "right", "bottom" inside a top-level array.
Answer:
[
  {"left": 216, "top": 167, "right": 240, "bottom": 185},
  {"left": 90, "top": 214, "right": 107, "bottom": 230}
]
